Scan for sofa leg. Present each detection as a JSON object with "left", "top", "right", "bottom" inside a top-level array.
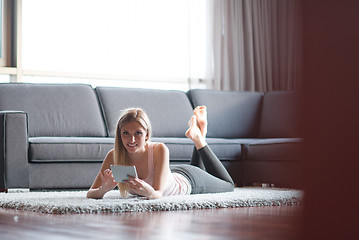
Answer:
[{"left": 0, "top": 188, "right": 8, "bottom": 193}]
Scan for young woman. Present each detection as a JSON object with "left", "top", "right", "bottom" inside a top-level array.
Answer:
[{"left": 87, "top": 106, "right": 234, "bottom": 199}]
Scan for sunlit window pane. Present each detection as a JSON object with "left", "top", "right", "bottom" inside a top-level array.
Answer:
[
  {"left": 22, "top": 0, "right": 206, "bottom": 82},
  {"left": 0, "top": 74, "right": 9, "bottom": 82}
]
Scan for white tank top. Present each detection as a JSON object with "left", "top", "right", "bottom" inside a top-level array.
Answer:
[{"left": 143, "top": 142, "right": 191, "bottom": 196}]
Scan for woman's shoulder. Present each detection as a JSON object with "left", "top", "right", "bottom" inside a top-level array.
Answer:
[
  {"left": 106, "top": 148, "right": 115, "bottom": 157},
  {"left": 104, "top": 149, "right": 115, "bottom": 164},
  {"left": 149, "top": 142, "right": 167, "bottom": 150},
  {"left": 149, "top": 142, "right": 169, "bottom": 157},
  {"left": 98, "top": 148, "right": 115, "bottom": 171}
]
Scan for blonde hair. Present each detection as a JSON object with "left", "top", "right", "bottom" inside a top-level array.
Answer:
[{"left": 113, "top": 108, "right": 152, "bottom": 198}]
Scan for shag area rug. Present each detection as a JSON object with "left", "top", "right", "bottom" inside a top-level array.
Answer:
[{"left": 0, "top": 187, "right": 303, "bottom": 214}]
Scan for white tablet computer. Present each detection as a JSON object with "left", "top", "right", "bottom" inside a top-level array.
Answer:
[{"left": 110, "top": 165, "right": 138, "bottom": 183}]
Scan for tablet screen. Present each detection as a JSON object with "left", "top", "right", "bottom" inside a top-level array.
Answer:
[{"left": 110, "top": 165, "right": 138, "bottom": 182}]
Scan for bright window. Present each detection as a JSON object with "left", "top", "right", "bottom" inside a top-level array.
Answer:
[{"left": 22, "top": 0, "right": 208, "bottom": 90}]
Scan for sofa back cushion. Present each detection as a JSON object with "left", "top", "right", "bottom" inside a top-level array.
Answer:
[
  {"left": 0, "top": 83, "right": 107, "bottom": 137},
  {"left": 96, "top": 87, "right": 194, "bottom": 137},
  {"left": 258, "top": 91, "right": 301, "bottom": 138},
  {"left": 188, "top": 89, "right": 263, "bottom": 138}
]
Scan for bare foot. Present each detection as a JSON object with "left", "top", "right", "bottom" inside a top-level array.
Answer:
[
  {"left": 185, "top": 115, "right": 207, "bottom": 149},
  {"left": 194, "top": 106, "right": 208, "bottom": 138}
]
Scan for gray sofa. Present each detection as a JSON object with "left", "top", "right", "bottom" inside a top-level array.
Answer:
[{"left": 0, "top": 83, "right": 302, "bottom": 191}]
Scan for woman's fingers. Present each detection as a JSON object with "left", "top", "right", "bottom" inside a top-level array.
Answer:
[
  {"left": 100, "top": 169, "right": 116, "bottom": 185},
  {"left": 125, "top": 177, "right": 144, "bottom": 190},
  {"left": 104, "top": 169, "right": 112, "bottom": 176}
]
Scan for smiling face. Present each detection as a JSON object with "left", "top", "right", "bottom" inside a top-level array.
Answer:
[{"left": 120, "top": 120, "right": 148, "bottom": 154}]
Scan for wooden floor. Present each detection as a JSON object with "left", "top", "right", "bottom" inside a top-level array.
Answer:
[{"left": 0, "top": 205, "right": 303, "bottom": 240}]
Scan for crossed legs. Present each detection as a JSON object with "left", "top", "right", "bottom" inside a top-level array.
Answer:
[{"left": 185, "top": 106, "right": 234, "bottom": 186}]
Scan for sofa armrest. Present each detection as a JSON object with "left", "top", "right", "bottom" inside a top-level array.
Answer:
[{"left": 0, "top": 111, "right": 29, "bottom": 190}]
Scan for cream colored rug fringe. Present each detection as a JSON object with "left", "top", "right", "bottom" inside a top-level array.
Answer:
[{"left": 0, "top": 187, "right": 303, "bottom": 214}]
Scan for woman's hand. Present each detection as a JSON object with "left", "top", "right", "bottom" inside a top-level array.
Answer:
[
  {"left": 99, "top": 169, "right": 118, "bottom": 192},
  {"left": 87, "top": 168, "right": 117, "bottom": 199},
  {"left": 124, "top": 176, "right": 158, "bottom": 199}
]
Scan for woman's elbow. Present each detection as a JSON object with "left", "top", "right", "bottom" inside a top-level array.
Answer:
[
  {"left": 148, "top": 190, "right": 163, "bottom": 199},
  {"left": 86, "top": 189, "right": 104, "bottom": 199}
]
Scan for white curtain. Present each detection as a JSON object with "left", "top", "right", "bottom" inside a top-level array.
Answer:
[{"left": 207, "top": 0, "right": 301, "bottom": 92}]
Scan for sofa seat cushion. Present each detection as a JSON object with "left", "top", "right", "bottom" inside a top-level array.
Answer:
[
  {"left": 152, "top": 137, "right": 194, "bottom": 162},
  {"left": 154, "top": 137, "right": 253, "bottom": 162},
  {"left": 206, "top": 138, "right": 254, "bottom": 161},
  {"left": 242, "top": 138, "right": 303, "bottom": 161},
  {"left": 29, "top": 137, "right": 114, "bottom": 163}
]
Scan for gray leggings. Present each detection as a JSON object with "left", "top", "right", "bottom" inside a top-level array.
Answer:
[{"left": 170, "top": 145, "right": 234, "bottom": 194}]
